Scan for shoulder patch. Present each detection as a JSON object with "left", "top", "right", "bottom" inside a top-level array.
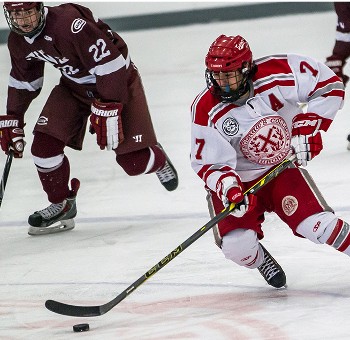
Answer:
[{"left": 71, "top": 18, "right": 86, "bottom": 33}]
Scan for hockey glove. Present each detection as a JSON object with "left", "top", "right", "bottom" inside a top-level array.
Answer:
[
  {"left": 291, "top": 112, "right": 332, "bottom": 167},
  {"left": 0, "top": 115, "right": 25, "bottom": 158},
  {"left": 325, "top": 56, "right": 349, "bottom": 86},
  {"left": 89, "top": 100, "right": 124, "bottom": 150},
  {"left": 216, "top": 173, "right": 255, "bottom": 218}
]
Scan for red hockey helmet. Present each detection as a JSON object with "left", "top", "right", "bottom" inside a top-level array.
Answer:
[
  {"left": 3, "top": 2, "right": 45, "bottom": 37},
  {"left": 205, "top": 35, "right": 255, "bottom": 102}
]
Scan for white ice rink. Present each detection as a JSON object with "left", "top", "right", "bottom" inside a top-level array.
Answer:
[{"left": 1, "top": 5, "right": 350, "bottom": 340}]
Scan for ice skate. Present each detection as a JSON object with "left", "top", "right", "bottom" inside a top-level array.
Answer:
[
  {"left": 155, "top": 144, "right": 178, "bottom": 191},
  {"left": 347, "top": 134, "right": 350, "bottom": 151},
  {"left": 258, "top": 243, "right": 286, "bottom": 288},
  {"left": 28, "top": 178, "right": 80, "bottom": 236}
]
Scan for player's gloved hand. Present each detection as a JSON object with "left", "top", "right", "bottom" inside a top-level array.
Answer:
[
  {"left": 0, "top": 115, "right": 25, "bottom": 158},
  {"left": 89, "top": 100, "right": 124, "bottom": 150},
  {"left": 291, "top": 113, "right": 331, "bottom": 167},
  {"left": 216, "top": 174, "right": 255, "bottom": 218},
  {"left": 325, "top": 56, "right": 349, "bottom": 86},
  {"left": 229, "top": 193, "right": 257, "bottom": 218}
]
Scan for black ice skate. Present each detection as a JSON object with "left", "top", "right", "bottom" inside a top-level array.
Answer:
[
  {"left": 257, "top": 243, "right": 286, "bottom": 288},
  {"left": 28, "top": 178, "right": 80, "bottom": 236},
  {"left": 347, "top": 134, "right": 350, "bottom": 151},
  {"left": 155, "top": 144, "right": 178, "bottom": 191}
]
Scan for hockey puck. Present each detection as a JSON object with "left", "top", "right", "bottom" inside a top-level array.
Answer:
[{"left": 73, "top": 323, "right": 89, "bottom": 332}]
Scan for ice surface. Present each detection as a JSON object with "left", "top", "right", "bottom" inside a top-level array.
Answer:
[{"left": 1, "top": 8, "right": 350, "bottom": 340}]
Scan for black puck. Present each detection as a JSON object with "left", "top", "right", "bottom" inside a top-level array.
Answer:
[{"left": 73, "top": 323, "right": 90, "bottom": 332}]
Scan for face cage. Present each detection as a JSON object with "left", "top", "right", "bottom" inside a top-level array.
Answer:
[
  {"left": 205, "top": 69, "right": 250, "bottom": 102},
  {"left": 3, "top": 3, "right": 45, "bottom": 37}
]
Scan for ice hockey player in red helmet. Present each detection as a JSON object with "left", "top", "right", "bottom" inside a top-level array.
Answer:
[
  {"left": 1, "top": 2, "right": 178, "bottom": 235},
  {"left": 205, "top": 35, "right": 255, "bottom": 102},
  {"left": 191, "top": 34, "right": 347, "bottom": 288}
]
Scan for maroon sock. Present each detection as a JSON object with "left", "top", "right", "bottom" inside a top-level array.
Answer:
[
  {"left": 37, "top": 155, "right": 70, "bottom": 203},
  {"left": 146, "top": 144, "right": 166, "bottom": 173},
  {"left": 116, "top": 145, "right": 166, "bottom": 176}
]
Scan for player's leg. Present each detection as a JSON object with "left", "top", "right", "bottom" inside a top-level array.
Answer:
[
  {"left": 207, "top": 189, "right": 286, "bottom": 288},
  {"left": 28, "top": 85, "right": 84, "bottom": 234},
  {"left": 115, "top": 67, "right": 178, "bottom": 191},
  {"left": 271, "top": 167, "right": 350, "bottom": 255},
  {"left": 29, "top": 132, "right": 80, "bottom": 234},
  {"left": 296, "top": 212, "right": 350, "bottom": 255}
]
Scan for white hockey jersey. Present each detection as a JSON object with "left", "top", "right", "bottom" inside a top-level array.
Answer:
[{"left": 191, "top": 54, "right": 345, "bottom": 194}]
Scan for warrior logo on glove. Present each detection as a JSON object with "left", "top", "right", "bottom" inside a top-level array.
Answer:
[
  {"left": 89, "top": 100, "right": 124, "bottom": 151},
  {"left": 0, "top": 115, "right": 25, "bottom": 158}
]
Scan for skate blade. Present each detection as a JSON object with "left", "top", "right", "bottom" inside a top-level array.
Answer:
[{"left": 28, "top": 219, "right": 75, "bottom": 236}]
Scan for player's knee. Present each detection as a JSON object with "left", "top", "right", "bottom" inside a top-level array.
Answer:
[
  {"left": 296, "top": 212, "right": 338, "bottom": 244},
  {"left": 221, "top": 228, "right": 262, "bottom": 268},
  {"left": 31, "top": 132, "right": 65, "bottom": 158},
  {"left": 296, "top": 212, "right": 350, "bottom": 255},
  {"left": 116, "top": 145, "right": 165, "bottom": 176},
  {"left": 116, "top": 148, "right": 150, "bottom": 176},
  {"left": 31, "top": 132, "right": 65, "bottom": 169}
]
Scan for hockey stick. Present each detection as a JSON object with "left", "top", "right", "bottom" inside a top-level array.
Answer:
[
  {"left": 0, "top": 151, "right": 14, "bottom": 208},
  {"left": 45, "top": 153, "right": 296, "bottom": 317}
]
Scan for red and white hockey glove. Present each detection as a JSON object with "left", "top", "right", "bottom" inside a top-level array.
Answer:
[
  {"left": 89, "top": 100, "right": 124, "bottom": 150},
  {"left": 325, "top": 56, "right": 349, "bottom": 86},
  {"left": 0, "top": 115, "right": 25, "bottom": 158},
  {"left": 216, "top": 173, "right": 256, "bottom": 218},
  {"left": 291, "top": 113, "right": 331, "bottom": 167}
]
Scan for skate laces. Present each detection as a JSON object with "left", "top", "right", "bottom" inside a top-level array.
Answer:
[
  {"left": 259, "top": 255, "right": 279, "bottom": 280},
  {"left": 37, "top": 201, "right": 66, "bottom": 220},
  {"left": 156, "top": 161, "right": 176, "bottom": 183}
]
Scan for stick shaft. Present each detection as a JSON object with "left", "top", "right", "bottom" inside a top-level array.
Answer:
[
  {"left": 0, "top": 152, "right": 13, "bottom": 207},
  {"left": 45, "top": 155, "right": 296, "bottom": 317}
]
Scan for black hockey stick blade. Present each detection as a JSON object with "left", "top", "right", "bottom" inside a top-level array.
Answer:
[
  {"left": 45, "top": 154, "right": 296, "bottom": 317},
  {"left": 0, "top": 151, "right": 13, "bottom": 208}
]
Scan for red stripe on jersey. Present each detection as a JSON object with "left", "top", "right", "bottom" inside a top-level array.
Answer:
[
  {"left": 255, "top": 79, "right": 295, "bottom": 95},
  {"left": 255, "top": 57, "right": 292, "bottom": 80},
  {"left": 322, "top": 89, "right": 345, "bottom": 99},
  {"left": 211, "top": 104, "right": 237, "bottom": 124},
  {"left": 191, "top": 89, "right": 221, "bottom": 126},
  {"left": 197, "top": 164, "right": 211, "bottom": 180},
  {"left": 326, "top": 219, "right": 343, "bottom": 246},
  {"left": 203, "top": 166, "right": 235, "bottom": 183},
  {"left": 308, "top": 75, "right": 341, "bottom": 97}
]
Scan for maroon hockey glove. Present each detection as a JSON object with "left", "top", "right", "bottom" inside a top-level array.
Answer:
[
  {"left": 0, "top": 115, "right": 25, "bottom": 158},
  {"left": 291, "top": 113, "right": 332, "bottom": 167},
  {"left": 325, "top": 56, "right": 349, "bottom": 86},
  {"left": 89, "top": 100, "right": 124, "bottom": 150}
]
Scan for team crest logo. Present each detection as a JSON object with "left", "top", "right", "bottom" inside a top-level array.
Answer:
[
  {"left": 71, "top": 18, "right": 86, "bottom": 34},
  {"left": 282, "top": 196, "right": 298, "bottom": 216},
  {"left": 240, "top": 116, "right": 290, "bottom": 165},
  {"left": 37, "top": 116, "right": 48, "bottom": 126},
  {"left": 222, "top": 117, "right": 239, "bottom": 136}
]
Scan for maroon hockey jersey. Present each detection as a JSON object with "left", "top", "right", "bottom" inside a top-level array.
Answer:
[{"left": 6, "top": 3, "right": 133, "bottom": 124}]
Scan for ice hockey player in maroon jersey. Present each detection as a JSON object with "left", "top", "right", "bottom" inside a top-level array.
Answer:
[
  {"left": 0, "top": 2, "right": 178, "bottom": 235},
  {"left": 325, "top": 2, "right": 350, "bottom": 149},
  {"left": 191, "top": 34, "right": 347, "bottom": 288}
]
